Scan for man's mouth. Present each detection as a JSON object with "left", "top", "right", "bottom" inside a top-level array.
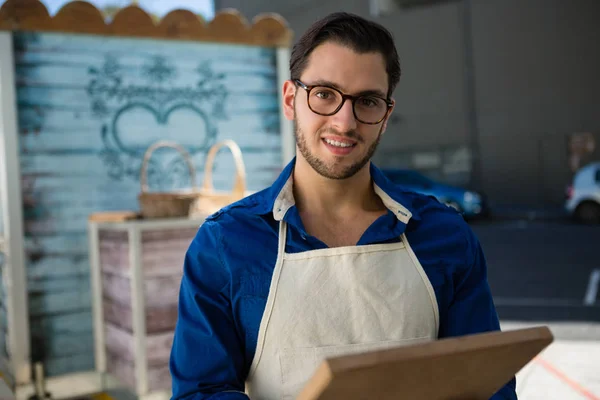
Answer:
[
  {"left": 322, "top": 138, "right": 357, "bottom": 148},
  {"left": 321, "top": 136, "right": 358, "bottom": 156}
]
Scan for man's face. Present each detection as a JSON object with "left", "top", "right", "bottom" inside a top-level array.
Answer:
[{"left": 283, "top": 41, "right": 395, "bottom": 180}]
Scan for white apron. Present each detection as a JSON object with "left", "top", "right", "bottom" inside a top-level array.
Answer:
[{"left": 245, "top": 219, "right": 440, "bottom": 400}]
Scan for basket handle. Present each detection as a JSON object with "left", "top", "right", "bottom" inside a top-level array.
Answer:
[
  {"left": 140, "top": 141, "right": 197, "bottom": 193},
  {"left": 202, "top": 140, "right": 247, "bottom": 198}
]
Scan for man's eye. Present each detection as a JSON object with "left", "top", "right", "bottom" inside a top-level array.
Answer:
[
  {"left": 360, "top": 97, "right": 378, "bottom": 107},
  {"left": 315, "top": 91, "right": 332, "bottom": 99}
]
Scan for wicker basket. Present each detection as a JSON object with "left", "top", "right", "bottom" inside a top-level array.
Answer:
[
  {"left": 189, "top": 139, "right": 248, "bottom": 217},
  {"left": 138, "top": 141, "right": 201, "bottom": 219}
]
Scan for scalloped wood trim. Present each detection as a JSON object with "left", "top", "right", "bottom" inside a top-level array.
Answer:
[{"left": 0, "top": 0, "right": 293, "bottom": 47}]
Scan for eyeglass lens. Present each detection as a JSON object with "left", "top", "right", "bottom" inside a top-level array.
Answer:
[{"left": 308, "top": 87, "right": 388, "bottom": 123}]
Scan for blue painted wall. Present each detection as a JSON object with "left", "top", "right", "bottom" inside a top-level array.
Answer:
[
  {"left": 0, "top": 250, "right": 10, "bottom": 384},
  {"left": 13, "top": 31, "right": 284, "bottom": 377},
  {"left": 0, "top": 193, "right": 3, "bottom": 236},
  {"left": 0, "top": 185, "right": 8, "bottom": 379}
]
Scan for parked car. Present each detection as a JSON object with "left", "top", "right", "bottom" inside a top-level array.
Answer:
[
  {"left": 565, "top": 162, "right": 600, "bottom": 224},
  {"left": 382, "top": 168, "right": 490, "bottom": 219}
]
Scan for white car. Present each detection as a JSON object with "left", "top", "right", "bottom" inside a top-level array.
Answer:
[{"left": 565, "top": 162, "right": 600, "bottom": 224}]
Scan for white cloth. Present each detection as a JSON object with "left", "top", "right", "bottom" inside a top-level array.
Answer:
[{"left": 246, "top": 220, "right": 440, "bottom": 400}]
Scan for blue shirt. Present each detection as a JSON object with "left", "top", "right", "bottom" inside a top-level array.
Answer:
[{"left": 169, "top": 158, "right": 517, "bottom": 400}]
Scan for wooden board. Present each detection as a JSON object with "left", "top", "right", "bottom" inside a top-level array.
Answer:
[
  {"left": 102, "top": 296, "right": 178, "bottom": 334},
  {"left": 104, "top": 322, "right": 173, "bottom": 366},
  {"left": 88, "top": 211, "right": 140, "bottom": 222},
  {"left": 106, "top": 351, "right": 170, "bottom": 393},
  {"left": 297, "top": 326, "right": 553, "bottom": 400}
]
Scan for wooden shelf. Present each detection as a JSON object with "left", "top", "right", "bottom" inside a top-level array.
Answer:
[{"left": 88, "top": 213, "right": 205, "bottom": 398}]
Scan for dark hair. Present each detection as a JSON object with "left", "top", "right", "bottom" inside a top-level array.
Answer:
[{"left": 290, "top": 12, "right": 401, "bottom": 98}]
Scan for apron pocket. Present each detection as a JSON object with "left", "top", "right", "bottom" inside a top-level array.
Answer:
[{"left": 279, "top": 337, "right": 431, "bottom": 400}]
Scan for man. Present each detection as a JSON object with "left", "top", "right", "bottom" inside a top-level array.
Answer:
[{"left": 170, "top": 12, "right": 517, "bottom": 400}]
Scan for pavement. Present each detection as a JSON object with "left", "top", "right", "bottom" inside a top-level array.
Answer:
[
  {"left": 471, "top": 217, "right": 600, "bottom": 323},
  {"left": 487, "top": 204, "right": 568, "bottom": 222},
  {"left": 502, "top": 321, "right": 600, "bottom": 400},
  {"left": 471, "top": 214, "right": 600, "bottom": 399}
]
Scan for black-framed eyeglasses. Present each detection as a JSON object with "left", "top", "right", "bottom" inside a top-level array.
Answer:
[{"left": 294, "top": 79, "right": 393, "bottom": 125}]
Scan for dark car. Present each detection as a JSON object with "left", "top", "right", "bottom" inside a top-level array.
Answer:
[{"left": 382, "top": 169, "right": 490, "bottom": 219}]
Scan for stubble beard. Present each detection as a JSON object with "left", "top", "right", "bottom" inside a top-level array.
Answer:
[{"left": 293, "top": 116, "right": 382, "bottom": 180}]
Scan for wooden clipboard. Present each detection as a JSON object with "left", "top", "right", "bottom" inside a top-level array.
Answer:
[{"left": 297, "top": 326, "right": 553, "bottom": 400}]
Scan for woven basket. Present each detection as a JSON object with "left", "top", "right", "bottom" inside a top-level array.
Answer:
[
  {"left": 138, "top": 141, "right": 201, "bottom": 219},
  {"left": 189, "top": 139, "right": 248, "bottom": 217}
]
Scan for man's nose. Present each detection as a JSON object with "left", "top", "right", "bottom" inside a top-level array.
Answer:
[{"left": 331, "top": 98, "right": 357, "bottom": 132}]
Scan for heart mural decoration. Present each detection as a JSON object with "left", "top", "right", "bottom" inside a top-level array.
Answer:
[
  {"left": 88, "top": 54, "right": 229, "bottom": 188},
  {"left": 101, "top": 102, "right": 215, "bottom": 190}
]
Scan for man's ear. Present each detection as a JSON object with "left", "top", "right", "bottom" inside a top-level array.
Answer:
[
  {"left": 282, "top": 80, "right": 296, "bottom": 121},
  {"left": 381, "top": 98, "right": 396, "bottom": 133}
]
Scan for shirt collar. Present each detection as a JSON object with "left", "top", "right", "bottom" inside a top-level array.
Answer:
[{"left": 258, "top": 157, "right": 420, "bottom": 224}]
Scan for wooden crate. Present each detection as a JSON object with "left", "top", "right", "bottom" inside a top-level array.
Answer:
[{"left": 88, "top": 215, "right": 203, "bottom": 399}]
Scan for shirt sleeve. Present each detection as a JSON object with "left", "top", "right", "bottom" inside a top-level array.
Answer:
[
  {"left": 170, "top": 219, "right": 249, "bottom": 400},
  {"left": 438, "top": 222, "right": 517, "bottom": 400}
]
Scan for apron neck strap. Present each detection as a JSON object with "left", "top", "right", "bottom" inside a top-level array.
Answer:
[{"left": 278, "top": 221, "right": 287, "bottom": 256}]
